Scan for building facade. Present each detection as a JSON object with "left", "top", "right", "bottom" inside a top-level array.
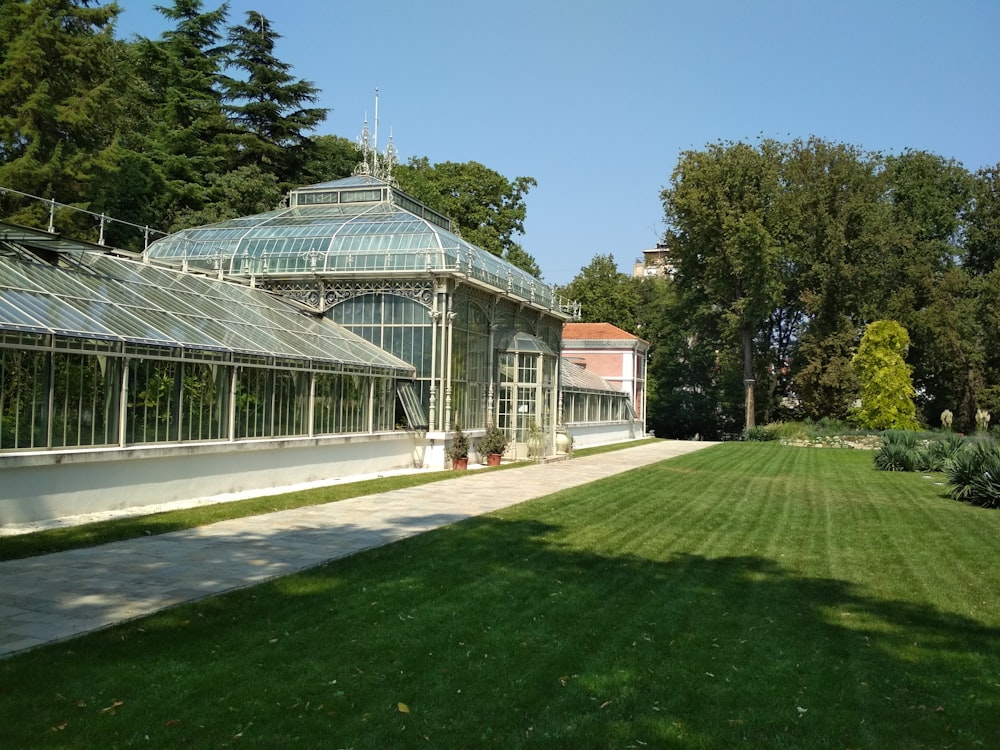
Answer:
[{"left": 562, "top": 322, "right": 650, "bottom": 436}]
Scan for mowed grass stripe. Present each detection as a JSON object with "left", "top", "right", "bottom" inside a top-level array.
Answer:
[{"left": 1, "top": 443, "right": 998, "bottom": 749}]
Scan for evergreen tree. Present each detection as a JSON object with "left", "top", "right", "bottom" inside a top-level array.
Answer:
[
  {"left": 0, "top": 0, "right": 121, "bottom": 227},
  {"left": 135, "top": 0, "right": 230, "bottom": 227},
  {"left": 221, "top": 10, "right": 327, "bottom": 189},
  {"left": 850, "top": 320, "right": 920, "bottom": 430}
]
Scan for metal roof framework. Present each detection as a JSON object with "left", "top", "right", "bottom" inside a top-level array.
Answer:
[{"left": 145, "top": 176, "right": 576, "bottom": 317}]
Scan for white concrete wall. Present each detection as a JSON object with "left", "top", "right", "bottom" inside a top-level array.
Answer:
[
  {"left": 566, "top": 420, "right": 641, "bottom": 449},
  {"left": 0, "top": 432, "right": 420, "bottom": 525}
]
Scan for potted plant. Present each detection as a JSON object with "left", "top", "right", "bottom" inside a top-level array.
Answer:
[
  {"left": 477, "top": 424, "right": 509, "bottom": 466},
  {"left": 448, "top": 424, "right": 469, "bottom": 470}
]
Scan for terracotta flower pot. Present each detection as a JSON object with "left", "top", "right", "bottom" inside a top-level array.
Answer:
[
  {"left": 486, "top": 453, "right": 502, "bottom": 467},
  {"left": 452, "top": 457, "right": 468, "bottom": 470}
]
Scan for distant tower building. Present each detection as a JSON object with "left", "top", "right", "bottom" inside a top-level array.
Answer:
[{"left": 632, "top": 242, "right": 676, "bottom": 278}]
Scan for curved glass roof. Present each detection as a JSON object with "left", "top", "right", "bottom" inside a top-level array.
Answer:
[
  {"left": 0, "top": 239, "right": 414, "bottom": 375},
  {"left": 145, "top": 176, "right": 565, "bottom": 311}
]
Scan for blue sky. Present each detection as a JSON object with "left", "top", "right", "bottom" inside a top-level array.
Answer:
[{"left": 114, "top": 0, "right": 999, "bottom": 285}]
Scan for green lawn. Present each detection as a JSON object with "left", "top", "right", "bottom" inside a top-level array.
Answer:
[{"left": 2, "top": 442, "right": 999, "bottom": 748}]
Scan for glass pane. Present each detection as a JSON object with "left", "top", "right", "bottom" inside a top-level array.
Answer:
[{"left": 1, "top": 348, "right": 49, "bottom": 449}]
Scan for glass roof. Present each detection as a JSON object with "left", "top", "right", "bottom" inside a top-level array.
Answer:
[
  {"left": 503, "top": 332, "right": 557, "bottom": 357},
  {"left": 560, "top": 357, "right": 622, "bottom": 394},
  {"left": 145, "top": 177, "right": 564, "bottom": 311},
  {"left": 0, "top": 245, "right": 415, "bottom": 375}
]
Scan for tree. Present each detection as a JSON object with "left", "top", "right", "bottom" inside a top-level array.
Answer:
[
  {"left": 562, "top": 253, "right": 640, "bottom": 332},
  {"left": 135, "top": 0, "right": 231, "bottom": 226},
  {"left": 850, "top": 320, "right": 919, "bottom": 430},
  {"left": 965, "top": 164, "right": 1000, "bottom": 276},
  {"left": 298, "top": 134, "right": 360, "bottom": 185},
  {"left": 170, "top": 164, "right": 281, "bottom": 228},
  {"left": 221, "top": 11, "right": 327, "bottom": 189},
  {"left": 776, "top": 138, "right": 887, "bottom": 419},
  {"left": 0, "top": 0, "right": 121, "bottom": 221},
  {"left": 646, "top": 292, "right": 743, "bottom": 440},
  {"left": 661, "top": 140, "right": 784, "bottom": 430},
  {"left": 394, "top": 157, "right": 541, "bottom": 277},
  {"left": 881, "top": 151, "right": 976, "bottom": 426}
]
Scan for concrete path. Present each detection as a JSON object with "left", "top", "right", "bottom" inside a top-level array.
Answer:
[{"left": 0, "top": 440, "right": 716, "bottom": 658}]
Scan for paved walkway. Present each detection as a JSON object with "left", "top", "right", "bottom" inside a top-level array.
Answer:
[{"left": 0, "top": 440, "right": 715, "bottom": 658}]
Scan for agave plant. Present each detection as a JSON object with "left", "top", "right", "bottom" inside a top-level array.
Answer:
[
  {"left": 874, "top": 440, "right": 917, "bottom": 472},
  {"left": 946, "top": 440, "right": 1000, "bottom": 508},
  {"left": 918, "top": 433, "right": 968, "bottom": 472},
  {"left": 874, "top": 430, "right": 919, "bottom": 471}
]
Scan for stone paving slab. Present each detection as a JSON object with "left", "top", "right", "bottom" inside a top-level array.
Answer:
[{"left": 0, "top": 440, "right": 715, "bottom": 657}]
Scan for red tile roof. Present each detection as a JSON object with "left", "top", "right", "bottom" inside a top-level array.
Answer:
[{"left": 563, "top": 322, "right": 643, "bottom": 342}]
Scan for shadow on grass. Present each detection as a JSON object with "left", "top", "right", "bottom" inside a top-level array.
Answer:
[{"left": 2, "top": 512, "right": 998, "bottom": 749}]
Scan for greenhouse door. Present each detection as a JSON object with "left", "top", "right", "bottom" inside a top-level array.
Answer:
[{"left": 495, "top": 334, "right": 556, "bottom": 459}]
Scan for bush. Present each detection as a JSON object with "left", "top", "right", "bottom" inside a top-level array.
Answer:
[
  {"left": 476, "top": 425, "right": 509, "bottom": 457},
  {"left": 447, "top": 424, "right": 469, "bottom": 461},
  {"left": 743, "top": 425, "right": 779, "bottom": 442},
  {"left": 946, "top": 440, "right": 1000, "bottom": 508}
]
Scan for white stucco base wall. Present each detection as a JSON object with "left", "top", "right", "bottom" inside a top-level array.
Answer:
[
  {"left": 0, "top": 432, "right": 420, "bottom": 526},
  {"left": 565, "top": 421, "right": 642, "bottom": 450}
]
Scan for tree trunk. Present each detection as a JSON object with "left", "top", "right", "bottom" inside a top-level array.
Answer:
[{"left": 742, "top": 326, "right": 756, "bottom": 431}]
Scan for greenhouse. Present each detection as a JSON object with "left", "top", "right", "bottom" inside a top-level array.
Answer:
[
  {"left": 0, "top": 221, "right": 417, "bottom": 523},
  {"left": 0, "top": 224, "right": 413, "bottom": 451},
  {"left": 145, "top": 175, "right": 586, "bottom": 459},
  {"left": 1, "top": 174, "right": 642, "bottom": 525}
]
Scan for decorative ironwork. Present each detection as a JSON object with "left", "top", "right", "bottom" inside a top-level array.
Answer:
[
  {"left": 265, "top": 279, "right": 435, "bottom": 314},
  {"left": 323, "top": 280, "right": 435, "bottom": 309},
  {"left": 352, "top": 89, "right": 398, "bottom": 184}
]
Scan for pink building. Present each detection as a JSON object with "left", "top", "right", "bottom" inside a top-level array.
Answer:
[{"left": 562, "top": 322, "right": 650, "bottom": 432}]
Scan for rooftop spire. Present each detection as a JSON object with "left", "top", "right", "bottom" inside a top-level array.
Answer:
[{"left": 353, "top": 88, "right": 397, "bottom": 184}]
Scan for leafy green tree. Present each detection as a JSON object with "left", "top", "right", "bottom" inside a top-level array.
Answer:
[
  {"left": 563, "top": 254, "right": 640, "bottom": 332},
  {"left": 170, "top": 164, "right": 281, "bottom": 228},
  {"left": 633, "top": 275, "right": 676, "bottom": 350},
  {"left": 850, "top": 320, "right": 919, "bottom": 430},
  {"left": 221, "top": 11, "right": 327, "bottom": 189},
  {"left": 394, "top": 157, "right": 541, "bottom": 277},
  {"left": 661, "top": 140, "right": 784, "bottom": 429},
  {"left": 881, "top": 151, "right": 976, "bottom": 426},
  {"left": 298, "top": 134, "right": 359, "bottom": 184},
  {"left": 646, "top": 292, "right": 743, "bottom": 440},
  {"left": 965, "top": 164, "right": 1000, "bottom": 276},
  {"left": 776, "top": 138, "right": 886, "bottom": 419},
  {"left": 0, "top": 0, "right": 121, "bottom": 221}
]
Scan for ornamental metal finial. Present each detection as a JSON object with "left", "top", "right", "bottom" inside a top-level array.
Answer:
[{"left": 352, "top": 88, "right": 398, "bottom": 184}]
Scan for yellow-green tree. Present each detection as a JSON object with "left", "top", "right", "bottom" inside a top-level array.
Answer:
[{"left": 850, "top": 320, "right": 919, "bottom": 430}]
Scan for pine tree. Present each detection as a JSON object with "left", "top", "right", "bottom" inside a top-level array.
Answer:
[
  {"left": 135, "top": 0, "right": 231, "bottom": 227},
  {"left": 221, "top": 11, "right": 327, "bottom": 189}
]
